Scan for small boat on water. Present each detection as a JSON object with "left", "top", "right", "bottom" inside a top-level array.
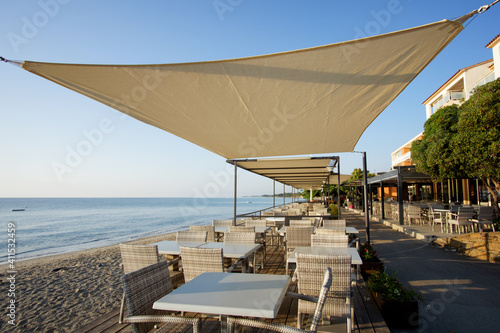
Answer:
[{"left": 12, "top": 208, "right": 26, "bottom": 211}]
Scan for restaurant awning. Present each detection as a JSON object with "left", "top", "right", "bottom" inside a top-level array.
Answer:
[
  {"left": 7, "top": 18, "right": 465, "bottom": 159},
  {"left": 227, "top": 156, "right": 351, "bottom": 190}
]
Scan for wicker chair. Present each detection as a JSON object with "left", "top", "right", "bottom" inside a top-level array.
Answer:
[
  {"left": 119, "top": 243, "right": 164, "bottom": 324},
  {"left": 227, "top": 267, "right": 332, "bottom": 333},
  {"left": 176, "top": 230, "right": 207, "bottom": 242},
  {"left": 224, "top": 231, "right": 264, "bottom": 271},
  {"left": 290, "top": 219, "right": 314, "bottom": 227},
  {"left": 285, "top": 226, "right": 314, "bottom": 253},
  {"left": 407, "top": 205, "right": 424, "bottom": 225},
  {"left": 121, "top": 260, "right": 201, "bottom": 333},
  {"left": 323, "top": 219, "right": 346, "bottom": 228},
  {"left": 311, "top": 234, "right": 348, "bottom": 248},
  {"left": 315, "top": 227, "right": 345, "bottom": 235},
  {"left": 212, "top": 219, "right": 235, "bottom": 227},
  {"left": 447, "top": 206, "right": 474, "bottom": 234},
  {"left": 294, "top": 253, "right": 353, "bottom": 332},
  {"left": 428, "top": 205, "right": 445, "bottom": 232},
  {"left": 244, "top": 219, "right": 267, "bottom": 227},
  {"left": 179, "top": 246, "right": 240, "bottom": 283},
  {"left": 471, "top": 206, "right": 496, "bottom": 232},
  {"left": 228, "top": 225, "right": 255, "bottom": 233},
  {"left": 189, "top": 225, "right": 216, "bottom": 242}
]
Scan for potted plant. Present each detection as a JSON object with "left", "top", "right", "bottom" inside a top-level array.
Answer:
[
  {"left": 359, "top": 242, "right": 384, "bottom": 279},
  {"left": 368, "top": 269, "right": 421, "bottom": 328}
]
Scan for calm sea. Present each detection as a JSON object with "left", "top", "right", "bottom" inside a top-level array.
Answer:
[{"left": 0, "top": 197, "right": 293, "bottom": 264}]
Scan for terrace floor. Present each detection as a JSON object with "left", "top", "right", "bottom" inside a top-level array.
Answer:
[{"left": 77, "top": 214, "right": 391, "bottom": 333}]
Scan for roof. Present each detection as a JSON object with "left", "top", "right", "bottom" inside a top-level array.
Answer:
[
  {"left": 486, "top": 33, "right": 500, "bottom": 48},
  {"left": 227, "top": 156, "right": 351, "bottom": 190},
  {"left": 422, "top": 59, "right": 494, "bottom": 105},
  {"left": 19, "top": 19, "right": 464, "bottom": 160},
  {"left": 367, "top": 167, "right": 432, "bottom": 185}
]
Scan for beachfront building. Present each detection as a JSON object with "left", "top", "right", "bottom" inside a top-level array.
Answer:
[{"left": 385, "top": 33, "right": 499, "bottom": 204}]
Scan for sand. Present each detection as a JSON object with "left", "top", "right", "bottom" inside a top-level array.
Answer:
[{"left": 0, "top": 232, "right": 178, "bottom": 332}]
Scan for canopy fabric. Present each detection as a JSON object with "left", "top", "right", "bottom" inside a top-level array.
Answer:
[
  {"left": 229, "top": 157, "right": 350, "bottom": 189},
  {"left": 21, "top": 19, "right": 463, "bottom": 159}
]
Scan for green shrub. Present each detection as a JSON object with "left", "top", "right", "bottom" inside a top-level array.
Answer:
[
  {"left": 329, "top": 203, "right": 338, "bottom": 216},
  {"left": 368, "top": 270, "right": 422, "bottom": 302}
]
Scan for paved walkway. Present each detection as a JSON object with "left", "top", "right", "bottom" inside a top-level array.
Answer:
[{"left": 343, "top": 208, "right": 500, "bottom": 333}]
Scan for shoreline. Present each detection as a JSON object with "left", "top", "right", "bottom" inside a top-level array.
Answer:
[{"left": 0, "top": 231, "right": 178, "bottom": 332}]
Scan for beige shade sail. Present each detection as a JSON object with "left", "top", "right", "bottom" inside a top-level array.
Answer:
[
  {"left": 20, "top": 19, "right": 463, "bottom": 159},
  {"left": 228, "top": 156, "right": 351, "bottom": 189}
]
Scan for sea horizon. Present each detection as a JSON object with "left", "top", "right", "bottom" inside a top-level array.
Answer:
[{"left": 1, "top": 197, "right": 296, "bottom": 264}]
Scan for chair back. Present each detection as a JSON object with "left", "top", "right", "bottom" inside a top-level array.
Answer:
[
  {"left": 309, "top": 267, "right": 333, "bottom": 332},
  {"left": 408, "top": 205, "right": 421, "bottom": 217},
  {"left": 224, "top": 232, "right": 256, "bottom": 243},
  {"left": 315, "top": 227, "right": 345, "bottom": 235},
  {"left": 478, "top": 206, "right": 494, "bottom": 220},
  {"left": 290, "top": 219, "right": 313, "bottom": 227},
  {"left": 176, "top": 230, "right": 207, "bottom": 242},
  {"left": 119, "top": 243, "right": 160, "bottom": 274},
  {"left": 121, "top": 260, "right": 173, "bottom": 333},
  {"left": 286, "top": 226, "right": 314, "bottom": 250},
  {"left": 212, "top": 219, "right": 235, "bottom": 227},
  {"left": 457, "top": 206, "right": 474, "bottom": 223},
  {"left": 311, "top": 234, "right": 348, "bottom": 248},
  {"left": 180, "top": 246, "right": 224, "bottom": 282},
  {"left": 295, "top": 253, "right": 351, "bottom": 300},
  {"left": 190, "top": 225, "right": 215, "bottom": 242},
  {"left": 229, "top": 225, "right": 255, "bottom": 233},
  {"left": 245, "top": 220, "right": 267, "bottom": 227},
  {"left": 323, "top": 219, "right": 346, "bottom": 228}
]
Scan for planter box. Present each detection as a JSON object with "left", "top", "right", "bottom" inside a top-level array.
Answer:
[
  {"left": 372, "top": 291, "right": 419, "bottom": 328},
  {"left": 360, "top": 260, "right": 384, "bottom": 280}
]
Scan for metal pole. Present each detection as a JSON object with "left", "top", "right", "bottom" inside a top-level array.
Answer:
[
  {"left": 283, "top": 183, "right": 285, "bottom": 206},
  {"left": 397, "top": 167, "right": 404, "bottom": 225},
  {"left": 362, "top": 152, "right": 370, "bottom": 243},
  {"left": 273, "top": 180, "right": 276, "bottom": 208},
  {"left": 380, "top": 181, "right": 385, "bottom": 219},
  {"left": 233, "top": 161, "right": 238, "bottom": 224},
  {"left": 337, "top": 157, "right": 341, "bottom": 219}
]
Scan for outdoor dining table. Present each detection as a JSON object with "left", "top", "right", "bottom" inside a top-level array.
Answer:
[
  {"left": 150, "top": 240, "right": 261, "bottom": 273},
  {"left": 153, "top": 272, "right": 291, "bottom": 333},
  {"left": 278, "top": 226, "right": 359, "bottom": 236},
  {"left": 433, "top": 209, "right": 451, "bottom": 233},
  {"left": 285, "top": 246, "right": 363, "bottom": 276}
]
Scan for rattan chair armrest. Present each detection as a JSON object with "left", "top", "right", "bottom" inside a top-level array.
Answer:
[
  {"left": 226, "top": 258, "right": 244, "bottom": 273},
  {"left": 166, "top": 257, "right": 181, "bottom": 267},
  {"left": 227, "top": 316, "right": 305, "bottom": 333},
  {"left": 348, "top": 238, "right": 359, "bottom": 249},
  {"left": 124, "top": 314, "right": 201, "bottom": 331},
  {"left": 291, "top": 268, "right": 298, "bottom": 282},
  {"left": 286, "top": 291, "right": 318, "bottom": 304}
]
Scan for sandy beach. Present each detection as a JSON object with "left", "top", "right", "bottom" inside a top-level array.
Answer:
[{"left": 0, "top": 232, "right": 178, "bottom": 332}]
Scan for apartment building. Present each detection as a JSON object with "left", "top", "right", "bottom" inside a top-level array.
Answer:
[{"left": 387, "top": 33, "right": 499, "bottom": 203}]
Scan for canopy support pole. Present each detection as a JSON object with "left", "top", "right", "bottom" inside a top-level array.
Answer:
[
  {"left": 337, "top": 157, "right": 341, "bottom": 219},
  {"left": 233, "top": 161, "right": 237, "bottom": 224},
  {"left": 380, "top": 181, "right": 385, "bottom": 219},
  {"left": 273, "top": 180, "right": 276, "bottom": 208},
  {"left": 283, "top": 184, "right": 285, "bottom": 206},
  {"left": 362, "top": 152, "right": 370, "bottom": 243},
  {"left": 397, "top": 167, "right": 404, "bottom": 225}
]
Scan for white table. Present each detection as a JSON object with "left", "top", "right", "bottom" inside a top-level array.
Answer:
[
  {"left": 153, "top": 272, "right": 291, "bottom": 332},
  {"left": 201, "top": 242, "right": 261, "bottom": 273},
  {"left": 278, "top": 226, "right": 359, "bottom": 236},
  {"left": 286, "top": 246, "right": 362, "bottom": 275},
  {"left": 151, "top": 241, "right": 206, "bottom": 255},
  {"left": 151, "top": 240, "right": 261, "bottom": 273}
]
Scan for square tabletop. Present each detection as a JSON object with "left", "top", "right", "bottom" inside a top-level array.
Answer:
[
  {"left": 278, "top": 226, "right": 359, "bottom": 236},
  {"left": 150, "top": 241, "right": 207, "bottom": 255},
  {"left": 214, "top": 226, "right": 270, "bottom": 234},
  {"left": 153, "top": 272, "right": 291, "bottom": 318},
  {"left": 200, "top": 242, "right": 261, "bottom": 259},
  {"left": 287, "top": 246, "right": 363, "bottom": 265}
]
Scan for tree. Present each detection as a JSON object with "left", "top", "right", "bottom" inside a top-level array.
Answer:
[
  {"left": 411, "top": 78, "right": 500, "bottom": 211},
  {"left": 348, "top": 168, "right": 376, "bottom": 181},
  {"left": 411, "top": 104, "right": 464, "bottom": 181},
  {"left": 455, "top": 78, "right": 500, "bottom": 211}
]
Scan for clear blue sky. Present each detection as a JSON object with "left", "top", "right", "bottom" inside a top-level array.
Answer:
[{"left": 0, "top": 0, "right": 498, "bottom": 198}]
